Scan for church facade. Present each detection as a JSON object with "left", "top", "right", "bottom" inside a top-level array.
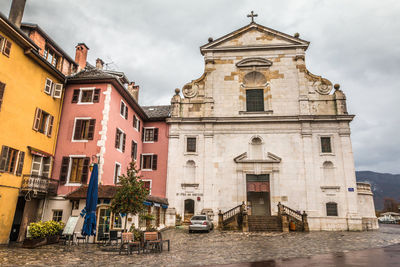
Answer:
[{"left": 166, "top": 20, "right": 378, "bottom": 231}]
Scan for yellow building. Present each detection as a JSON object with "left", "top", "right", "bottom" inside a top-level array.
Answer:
[{"left": 0, "top": 12, "right": 67, "bottom": 244}]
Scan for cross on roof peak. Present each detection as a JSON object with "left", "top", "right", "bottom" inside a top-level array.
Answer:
[{"left": 247, "top": 11, "right": 258, "bottom": 23}]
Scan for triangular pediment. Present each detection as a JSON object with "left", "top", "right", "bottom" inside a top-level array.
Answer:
[
  {"left": 201, "top": 23, "right": 309, "bottom": 55},
  {"left": 234, "top": 152, "right": 282, "bottom": 163}
]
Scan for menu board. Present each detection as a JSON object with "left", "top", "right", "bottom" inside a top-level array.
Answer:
[{"left": 62, "top": 216, "right": 79, "bottom": 236}]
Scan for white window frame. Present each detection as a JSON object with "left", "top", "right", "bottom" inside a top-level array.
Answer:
[
  {"left": 120, "top": 100, "right": 127, "bottom": 119},
  {"left": 44, "top": 78, "right": 53, "bottom": 95},
  {"left": 77, "top": 87, "right": 96, "bottom": 105},
  {"left": 52, "top": 83, "right": 63, "bottom": 99},
  {"left": 141, "top": 153, "right": 154, "bottom": 171},
  {"left": 141, "top": 179, "right": 152, "bottom": 194},
  {"left": 185, "top": 136, "right": 198, "bottom": 155},
  {"left": 134, "top": 115, "right": 140, "bottom": 131},
  {"left": 319, "top": 135, "right": 335, "bottom": 155},
  {"left": 52, "top": 210, "right": 63, "bottom": 222},
  {"left": 116, "top": 128, "right": 125, "bottom": 152},
  {"left": 65, "top": 155, "right": 86, "bottom": 186},
  {"left": 30, "top": 155, "right": 51, "bottom": 178},
  {"left": 71, "top": 117, "right": 92, "bottom": 142},
  {"left": 143, "top": 127, "right": 156, "bottom": 143},
  {"left": 114, "top": 162, "right": 121, "bottom": 184}
]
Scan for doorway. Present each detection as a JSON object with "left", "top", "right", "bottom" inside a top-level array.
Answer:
[
  {"left": 246, "top": 174, "right": 270, "bottom": 216},
  {"left": 97, "top": 208, "right": 111, "bottom": 242},
  {"left": 184, "top": 199, "right": 194, "bottom": 222},
  {"left": 9, "top": 197, "right": 25, "bottom": 242}
]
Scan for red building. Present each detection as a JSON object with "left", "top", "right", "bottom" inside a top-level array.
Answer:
[{"left": 41, "top": 46, "right": 171, "bottom": 239}]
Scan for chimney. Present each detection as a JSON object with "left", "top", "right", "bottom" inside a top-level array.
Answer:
[
  {"left": 75, "top": 43, "right": 89, "bottom": 71},
  {"left": 8, "top": 0, "right": 26, "bottom": 28},
  {"left": 96, "top": 58, "right": 104, "bottom": 70},
  {"left": 127, "top": 82, "right": 139, "bottom": 102}
]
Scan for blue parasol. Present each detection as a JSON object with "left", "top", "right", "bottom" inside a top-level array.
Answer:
[{"left": 80, "top": 163, "right": 98, "bottom": 236}]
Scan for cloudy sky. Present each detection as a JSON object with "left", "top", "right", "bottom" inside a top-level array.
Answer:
[{"left": 1, "top": 0, "right": 399, "bottom": 173}]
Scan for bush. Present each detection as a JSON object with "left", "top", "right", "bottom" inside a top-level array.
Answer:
[{"left": 28, "top": 221, "right": 65, "bottom": 239}]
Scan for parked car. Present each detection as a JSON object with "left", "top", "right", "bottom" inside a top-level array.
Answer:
[{"left": 189, "top": 215, "right": 214, "bottom": 233}]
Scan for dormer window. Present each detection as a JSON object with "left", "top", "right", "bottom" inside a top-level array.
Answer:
[{"left": 43, "top": 45, "right": 61, "bottom": 69}]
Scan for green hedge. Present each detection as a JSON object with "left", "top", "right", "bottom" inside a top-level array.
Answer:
[{"left": 28, "top": 221, "right": 65, "bottom": 239}]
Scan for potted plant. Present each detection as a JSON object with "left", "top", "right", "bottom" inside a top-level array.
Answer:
[{"left": 22, "top": 220, "right": 65, "bottom": 248}]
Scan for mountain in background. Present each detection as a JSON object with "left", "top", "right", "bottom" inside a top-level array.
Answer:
[{"left": 356, "top": 171, "right": 400, "bottom": 211}]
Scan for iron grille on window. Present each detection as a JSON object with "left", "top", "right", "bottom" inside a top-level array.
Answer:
[
  {"left": 246, "top": 89, "right": 264, "bottom": 112},
  {"left": 326, "top": 202, "right": 338, "bottom": 216},
  {"left": 186, "top": 137, "right": 196, "bottom": 152},
  {"left": 321, "top": 137, "right": 332, "bottom": 153}
]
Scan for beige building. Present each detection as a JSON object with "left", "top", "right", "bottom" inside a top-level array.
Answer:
[{"left": 166, "top": 18, "right": 378, "bottom": 231}]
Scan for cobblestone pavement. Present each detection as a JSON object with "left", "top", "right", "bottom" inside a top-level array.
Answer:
[{"left": 1, "top": 224, "right": 400, "bottom": 267}]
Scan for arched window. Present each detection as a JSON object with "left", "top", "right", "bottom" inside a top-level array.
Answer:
[
  {"left": 250, "top": 137, "right": 263, "bottom": 159},
  {"left": 326, "top": 202, "right": 338, "bottom": 216},
  {"left": 184, "top": 160, "right": 196, "bottom": 183},
  {"left": 323, "top": 161, "right": 334, "bottom": 184}
]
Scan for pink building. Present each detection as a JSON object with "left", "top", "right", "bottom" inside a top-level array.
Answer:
[{"left": 42, "top": 47, "right": 171, "bottom": 239}]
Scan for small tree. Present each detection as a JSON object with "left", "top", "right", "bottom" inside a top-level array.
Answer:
[{"left": 111, "top": 161, "right": 149, "bottom": 231}]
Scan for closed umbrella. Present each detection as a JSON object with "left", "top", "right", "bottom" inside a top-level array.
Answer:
[{"left": 81, "top": 162, "right": 98, "bottom": 236}]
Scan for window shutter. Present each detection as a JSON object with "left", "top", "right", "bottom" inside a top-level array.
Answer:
[
  {"left": 133, "top": 116, "right": 136, "bottom": 128},
  {"left": 140, "top": 154, "right": 143, "bottom": 169},
  {"left": 141, "top": 127, "right": 144, "bottom": 141},
  {"left": 44, "top": 78, "right": 53, "bottom": 95},
  {"left": 47, "top": 115, "right": 54, "bottom": 137},
  {"left": 33, "top": 108, "right": 42, "bottom": 131},
  {"left": 74, "top": 120, "right": 82, "bottom": 140},
  {"left": 138, "top": 120, "right": 140, "bottom": 130},
  {"left": 0, "top": 146, "right": 9, "bottom": 172},
  {"left": 87, "top": 119, "right": 96, "bottom": 140},
  {"left": 93, "top": 89, "right": 101, "bottom": 103},
  {"left": 154, "top": 128, "right": 159, "bottom": 142},
  {"left": 120, "top": 102, "right": 124, "bottom": 115},
  {"left": 0, "top": 82, "right": 5, "bottom": 111},
  {"left": 131, "top": 141, "right": 137, "bottom": 160},
  {"left": 72, "top": 89, "right": 80, "bottom": 103},
  {"left": 125, "top": 106, "right": 128, "bottom": 119},
  {"left": 53, "top": 83, "right": 63, "bottom": 98},
  {"left": 122, "top": 133, "right": 126, "bottom": 152},
  {"left": 16, "top": 151, "right": 25, "bottom": 176},
  {"left": 81, "top": 157, "right": 90, "bottom": 184},
  {"left": 115, "top": 129, "right": 120, "bottom": 148},
  {"left": 152, "top": 155, "right": 158, "bottom": 170},
  {"left": 60, "top": 157, "right": 70, "bottom": 184},
  {"left": 3, "top": 39, "right": 11, "bottom": 57}
]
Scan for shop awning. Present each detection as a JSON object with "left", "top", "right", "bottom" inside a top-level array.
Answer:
[{"left": 27, "top": 146, "right": 53, "bottom": 157}]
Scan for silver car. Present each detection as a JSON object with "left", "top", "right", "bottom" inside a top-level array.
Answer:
[{"left": 189, "top": 215, "right": 214, "bottom": 233}]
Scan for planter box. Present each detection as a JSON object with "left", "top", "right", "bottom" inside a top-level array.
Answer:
[
  {"left": 22, "top": 235, "right": 60, "bottom": 248},
  {"left": 22, "top": 237, "right": 47, "bottom": 248},
  {"left": 46, "top": 235, "right": 60, "bottom": 244}
]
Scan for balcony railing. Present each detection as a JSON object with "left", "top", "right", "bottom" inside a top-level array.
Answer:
[{"left": 21, "top": 174, "right": 59, "bottom": 196}]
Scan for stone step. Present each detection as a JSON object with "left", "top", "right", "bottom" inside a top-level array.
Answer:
[{"left": 248, "top": 215, "right": 282, "bottom": 232}]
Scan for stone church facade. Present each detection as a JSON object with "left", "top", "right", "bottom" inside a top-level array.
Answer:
[{"left": 166, "top": 20, "right": 378, "bottom": 231}]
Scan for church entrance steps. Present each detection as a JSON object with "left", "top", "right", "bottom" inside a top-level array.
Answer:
[{"left": 248, "top": 215, "right": 282, "bottom": 232}]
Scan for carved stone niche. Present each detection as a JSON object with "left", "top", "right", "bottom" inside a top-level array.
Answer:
[{"left": 239, "top": 71, "right": 272, "bottom": 113}]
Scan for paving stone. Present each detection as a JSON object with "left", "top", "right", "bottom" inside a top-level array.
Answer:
[{"left": 0, "top": 225, "right": 400, "bottom": 266}]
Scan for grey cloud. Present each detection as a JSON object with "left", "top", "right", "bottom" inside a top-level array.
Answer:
[{"left": 1, "top": 0, "right": 399, "bottom": 173}]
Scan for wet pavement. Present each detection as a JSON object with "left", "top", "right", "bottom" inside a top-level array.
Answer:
[
  {"left": 207, "top": 243, "right": 400, "bottom": 267},
  {"left": 0, "top": 224, "right": 399, "bottom": 266}
]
